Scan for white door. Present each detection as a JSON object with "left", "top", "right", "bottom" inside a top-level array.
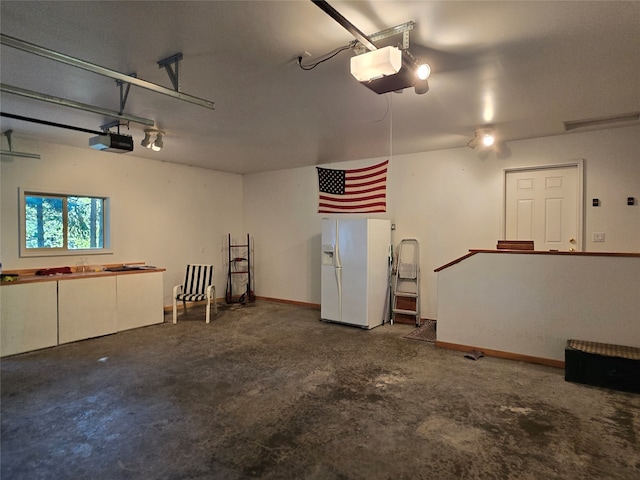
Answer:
[{"left": 505, "top": 164, "right": 582, "bottom": 251}]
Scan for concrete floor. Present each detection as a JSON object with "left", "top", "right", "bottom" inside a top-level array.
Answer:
[{"left": 2, "top": 301, "right": 639, "bottom": 479}]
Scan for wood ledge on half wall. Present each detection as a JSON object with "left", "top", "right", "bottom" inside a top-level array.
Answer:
[{"left": 434, "top": 249, "right": 640, "bottom": 272}]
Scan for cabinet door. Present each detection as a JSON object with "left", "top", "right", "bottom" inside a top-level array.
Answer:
[
  {"left": 58, "top": 277, "right": 117, "bottom": 344},
  {"left": 1, "top": 282, "right": 58, "bottom": 356},
  {"left": 117, "top": 272, "right": 164, "bottom": 331}
]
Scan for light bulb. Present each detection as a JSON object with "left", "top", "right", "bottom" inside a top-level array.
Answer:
[
  {"left": 141, "top": 132, "right": 152, "bottom": 148},
  {"left": 482, "top": 133, "right": 495, "bottom": 147},
  {"left": 416, "top": 63, "right": 431, "bottom": 80},
  {"left": 151, "top": 133, "right": 163, "bottom": 151},
  {"left": 414, "top": 79, "right": 429, "bottom": 95}
]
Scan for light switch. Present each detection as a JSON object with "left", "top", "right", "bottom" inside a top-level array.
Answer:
[{"left": 592, "top": 232, "right": 605, "bottom": 242}]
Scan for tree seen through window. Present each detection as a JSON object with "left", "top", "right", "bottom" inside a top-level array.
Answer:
[{"left": 25, "top": 194, "right": 104, "bottom": 250}]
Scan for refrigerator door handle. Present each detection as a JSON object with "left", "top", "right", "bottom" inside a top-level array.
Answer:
[
  {"left": 334, "top": 220, "right": 342, "bottom": 320},
  {"left": 334, "top": 229, "right": 341, "bottom": 269},
  {"left": 335, "top": 265, "right": 342, "bottom": 320}
]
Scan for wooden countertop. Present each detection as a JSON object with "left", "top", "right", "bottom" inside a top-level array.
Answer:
[
  {"left": 1, "top": 263, "right": 165, "bottom": 286},
  {"left": 435, "top": 249, "right": 640, "bottom": 272}
]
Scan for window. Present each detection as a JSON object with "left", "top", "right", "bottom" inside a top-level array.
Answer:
[{"left": 20, "top": 189, "right": 111, "bottom": 257}]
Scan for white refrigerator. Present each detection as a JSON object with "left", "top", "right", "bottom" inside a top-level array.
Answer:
[{"left": 321, "top": 218, "right": 391, "bottom": 329}]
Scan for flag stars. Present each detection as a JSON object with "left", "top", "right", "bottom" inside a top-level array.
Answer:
[{"left": 318, "top": 168, "right": 346, "bottom": 195}]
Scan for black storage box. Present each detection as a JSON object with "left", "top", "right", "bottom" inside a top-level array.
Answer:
[{"left": 565, "top": 340, "right": 640, "bottom": 394}]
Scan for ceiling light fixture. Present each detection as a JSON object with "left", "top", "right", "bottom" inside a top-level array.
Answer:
[
  {"left": 350, "top": 47, "right": 428, "bottom": 94},
  {"left": 151, "top": 132, "right": 163, "bottom": 151},
  {"left": 416, "top": 63, "right": 431, "bottom": 80},
  {"left": 482, "top": 133, "right": 495, "bottom": 147},
  {"left": 468, "top": 127, "right": 497, "bottom": 150},
  {"left": 142, "top": 129, "right": 165, "bottom": 151},
  {"left": 414, "top": 80, "right": 429, "bottom": 95},
  {"left": 411, "top": 55, "right": 430, "bottom": 94},
  {"left": 349, "top": 48, "right": 432, "bottom": 95},
  {"left": 350, "top": 46, "right": 402, "bottom": 82},
  {"left": 312, "top": 1, "right": 430, "bottom": 95},
  {"left": 141, "top": 131, "right": 152, "bottom": 148}
]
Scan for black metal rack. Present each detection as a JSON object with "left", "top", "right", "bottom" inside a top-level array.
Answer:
[{"left": 226, "top": 233, "right": 255, "bottom": 304}]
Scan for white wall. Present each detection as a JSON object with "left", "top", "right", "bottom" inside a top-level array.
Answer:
[
  {"left": 436, "top": 252, "right": 640, "bottom": 362},
  {"left": 1, "top": 139, "right": 244, "bottom": 306},
  {"left": 244, "top": 125, "right": 640, "bottom": 319},
  {"left": 3, "top": 126, "right": 638, "bottom": 317},
  {"left": 242, "top": 167, "right": 329, "bottom": 303}
]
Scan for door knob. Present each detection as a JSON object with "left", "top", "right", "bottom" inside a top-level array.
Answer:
[{"left": 569, "top": 238, "right": 576, "bottom": 244}]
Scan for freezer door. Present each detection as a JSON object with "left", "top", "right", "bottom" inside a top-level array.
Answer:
[{"left": 321, "top": 219, "right": 340, "bottom": 322}]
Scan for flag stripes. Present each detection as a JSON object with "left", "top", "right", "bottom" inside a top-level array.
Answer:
[{"left": 317, "top": 160, "right": 388, "bottom": 213}]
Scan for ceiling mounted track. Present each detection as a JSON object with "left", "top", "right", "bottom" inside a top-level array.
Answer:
[
  {"left": 311, "top": 0, "right": 378, "bottom": 51},
  {"left": 158, "top": 53, "right": 183, "bottom": 92},
  {"left": 352, "top": 21, "right": 414, "bottom": 55},
  {"left": 1, "top": 129, "right": 41, "bottom": 159},
  {"left": 310, "top": 0, "right": 428, "bottom": 95},
  {"left": 1, "top": 112, "right": 102, "bottom": 135},
  {"left": 0, "top": 34, "right": 215, "bottom": 110},
  {"left": 1, "top": 83, "right": 155, "bottom": 126}
]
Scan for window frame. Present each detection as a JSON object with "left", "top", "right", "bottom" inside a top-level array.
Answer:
[{"left": 19, "top": 187, "right": 112, "bottom": 258}]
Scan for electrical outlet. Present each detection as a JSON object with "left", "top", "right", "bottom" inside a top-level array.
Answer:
[{"left": 592, "top": 232, "right": 605, "bottom": 242}]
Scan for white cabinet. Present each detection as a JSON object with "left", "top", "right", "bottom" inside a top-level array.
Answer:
[
  {"left": 116, "top": 271, "right": 164, "bottom": 331},
  {"left": 1, "top": 269, "right": 164, "bottom": 356},
  {"left": 58, "top": 276, "right": 118, "bottom": 344},
  {"left": 1, "top": 282, "right": 58, "bottom": 356}
]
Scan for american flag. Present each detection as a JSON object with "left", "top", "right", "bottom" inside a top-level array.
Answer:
[{"left": 317, "top": 160, "right": 388, "bottom": 213}]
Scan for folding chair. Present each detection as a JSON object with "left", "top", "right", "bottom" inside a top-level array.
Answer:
[{"left": 172, "top": 264, "right": 217, "bottom": 323}]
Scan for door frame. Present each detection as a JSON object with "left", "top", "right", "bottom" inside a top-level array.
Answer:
[{"left": 502, "top": 160, "right": 585, "bottom": 251}]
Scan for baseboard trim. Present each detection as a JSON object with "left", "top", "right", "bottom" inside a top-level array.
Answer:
[
  {"left": 163, "top": 299, "right": 219, "bottom": 313},
  {"left": 435, "top": 341, "right": 565, "bottom": 369},
  {"left": 255, "top": 296, "right": 321, "bottom": 309},
  {"left": 164, "top": 297, "right": 321, "bottom": 313}
]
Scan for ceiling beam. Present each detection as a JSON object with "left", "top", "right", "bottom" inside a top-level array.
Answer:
[
  {"left": 1, "top": 83, "right": 156, "bottom": 127},
  {"left": 311, "top": 0, "right": 378, "bottom": 51},
  {"left": 1, "top": 34, "right": 215, "bottom": 110},
  {"left": 1, "top": 129, "right": 41, "bottom": 159}
]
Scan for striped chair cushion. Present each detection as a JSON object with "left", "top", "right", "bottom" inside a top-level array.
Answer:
[
  {"left": 180, "top": 264, "right": 214, "bottom": 298},
  {"left": 176, "top": 293, "right": 208, "bottom": 302}
]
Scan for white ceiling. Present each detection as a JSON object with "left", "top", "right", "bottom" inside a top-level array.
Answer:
[{"left": 1, "top": 1, "right": 639, "bottom": 174}]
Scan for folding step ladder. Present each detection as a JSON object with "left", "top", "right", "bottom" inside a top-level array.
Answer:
[{"left": 392, "top": 238, "right": 420, "bottom": 326}]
